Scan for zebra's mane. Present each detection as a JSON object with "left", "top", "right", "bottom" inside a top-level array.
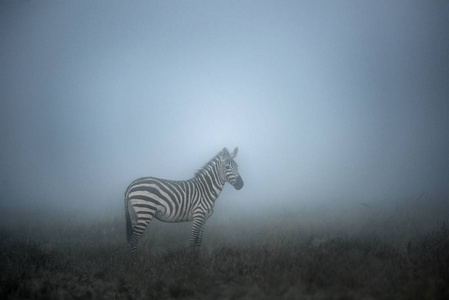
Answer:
[{"left": 194, "top": 152, "right": 223, "bottom": 178}]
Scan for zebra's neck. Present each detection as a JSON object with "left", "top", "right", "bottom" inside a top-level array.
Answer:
[{"left": 191, "top": 155, "right": 226, "bottom": 195}]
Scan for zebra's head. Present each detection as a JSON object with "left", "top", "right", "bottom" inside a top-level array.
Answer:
[{"left": 220, "top": 147, "right": 244, "bottom": 190}]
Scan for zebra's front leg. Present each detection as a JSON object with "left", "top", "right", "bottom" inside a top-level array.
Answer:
[{"left": 190, "top": 216, "right": 206, "bottom": 247}]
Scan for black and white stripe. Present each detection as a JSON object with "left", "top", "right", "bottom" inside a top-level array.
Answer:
[{"left": 125, "top": 147, "right": 243, "bottom": 252}]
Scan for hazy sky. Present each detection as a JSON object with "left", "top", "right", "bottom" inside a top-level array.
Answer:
[{"left": 1, "top": 1, "right": 448, "bottom": 218}]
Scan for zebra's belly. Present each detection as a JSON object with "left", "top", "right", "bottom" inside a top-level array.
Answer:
[{"left": 155, "top": 209, "right": 193, "bottom": 223}]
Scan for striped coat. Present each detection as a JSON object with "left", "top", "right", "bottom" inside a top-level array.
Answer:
[{"left": 125, "top": 147, "right": 243, "bottom": 252}]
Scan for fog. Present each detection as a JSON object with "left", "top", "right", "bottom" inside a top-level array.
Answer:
[{"left": 1, "top": 1, "right": 448, "bottom": 225}]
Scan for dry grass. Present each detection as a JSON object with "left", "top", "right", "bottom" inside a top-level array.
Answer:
[{"left": 1, "top": 214, "right": 448, "bottom": 299}]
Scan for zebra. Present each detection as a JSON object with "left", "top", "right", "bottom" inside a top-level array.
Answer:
[{"left": 124, "top": 147, "right": 244, "bottom": 252}]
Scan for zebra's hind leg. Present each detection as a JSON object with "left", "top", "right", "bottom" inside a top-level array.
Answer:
[{"left": 130, "top": 214, "right": 154, "bottom": 253}]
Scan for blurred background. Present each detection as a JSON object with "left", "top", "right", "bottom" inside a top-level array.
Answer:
[{"left": 1, "top": 1, "right": 448, "bottom": 226}]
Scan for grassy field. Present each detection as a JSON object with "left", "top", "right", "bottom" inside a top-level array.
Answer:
[{"left": 1, "top": 208, "right": 448, "bottom": 299}]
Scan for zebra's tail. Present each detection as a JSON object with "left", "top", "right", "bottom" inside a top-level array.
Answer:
[{"left": 124, "top": 189, "right": 133, "bottom": 244}]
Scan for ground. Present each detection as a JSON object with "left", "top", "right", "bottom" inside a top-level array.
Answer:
[{"left": 1, "top": 213, "right": 448, "bottom": 299}]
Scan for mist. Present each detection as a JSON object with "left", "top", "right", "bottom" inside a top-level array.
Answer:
[{"left": 1, "top": 1, "right": 448, "bottom": 225}]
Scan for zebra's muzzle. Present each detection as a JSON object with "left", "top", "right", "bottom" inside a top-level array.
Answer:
[{"left": 233, "top": 176, "right": 244, "bottom": 190}]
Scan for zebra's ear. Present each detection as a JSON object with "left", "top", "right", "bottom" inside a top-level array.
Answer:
[
  {"left": 230, "top": 147, "right": 238, "bottom": 159},
  {"left": 221, "top": 147, "right": 229, "bottom": 156}
]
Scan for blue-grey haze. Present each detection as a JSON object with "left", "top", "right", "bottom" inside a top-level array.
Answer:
[{"left": 1, "top": 1, "right": 448, "bottom": 221}]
